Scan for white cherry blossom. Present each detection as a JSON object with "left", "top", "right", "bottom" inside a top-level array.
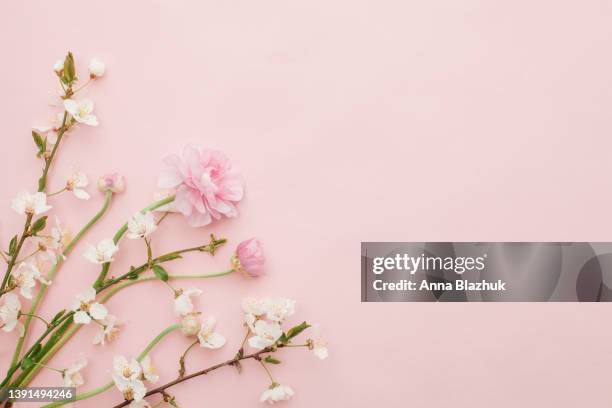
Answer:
[
  {"left": 63, "top": 359, "right": 87, "bottom": 387},
  {"left": 197, "top": 317, "right": 226, "bottom": 349},
  {"left": 266, "top": 298, "right": 296, "bottom": 322},
  {"left": 140, "top": 356, "right": 159, "bottom": 383},
  {"left": 11, "top": 191, "right": 51, "bottom": 216},
  {"left": 93, "top": 314, "right": 120, "bottom": 345},
  {"left": 66, "top": 171, "right": 90, "bottom": 200},
  {"left": 174, "top": 288, "right": 202, "bottom": 316},
  {"left": 126, "top": 212, "right": 156, "bottom": 239},
  {"left": 63, "top": 99, "right": 98, "bottom": 126},
  {"left": 248, "top": 320, "right": 283, "bottom": 350},
  {"left": 71, "top": 287, "right": 108, "bottom": 325},
  {"left": 83, "top": 238, "right": 118, "bottom": 264},
  {"left": 309, "top": 325, "right": 328, "bottom": 360},
  {"left": 0, "top": 293, "right": 23, "bottom": 336},
  {"left": 242, "top": 297, "right": 270, "bottom": 317},
  {"left": 12, "top": 262, "right": 50, "bottom": 299},
  {"left": 50, "top": 216, "right": 71, "bottom": 256},
  {"left": 113, "top": 376, "right": 146, "bottom": 402},
  {"left": 260, "top": 384, "right": 295, "bottom": 404},
  {"left": 113, "top": 356, "right": 142, "bottom": 381}
]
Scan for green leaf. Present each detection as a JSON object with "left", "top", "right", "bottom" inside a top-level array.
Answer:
[
  {"left": 264, "top": 356, "right": 281, "bottom": 364},
  {"left": 51, "top": 310, "right": 66, "bottom": 325},
  {"left": 30, "top": 216, "right": 48, "bottom": 235},
  {"left": 152, "top": 265, "right": 169, "bottom": 282},
  {"left": 8, "top": 235, "right": 17, "bottom": 256},
  {"left": 285, "top": 321, "right": 311, "bottom": 341},
  {"left": 29, "top": 344, "right": 42, "bottom": 360},
  {"left": 21, "top": 358, "right": 34, "bottom": 370},
  {"left": 32, "top": 131, "right": 46, "bottom": 157}
]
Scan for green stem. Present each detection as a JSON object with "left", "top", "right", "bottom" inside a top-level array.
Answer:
[
  {"left": 41, "top": 324, "right": 180, "bottom": 408},
  {"left": 39, "top": 112, "right": 68, "bottom": 193},
  {"left": 93, "top": 195, "right": 175, "bottom": 289},
  {"left": 8, "top": 191, "right": 113, "bottom": 373},
  {"left": 100, "top": 269, "right": 236, "bottom": 303},
  {"left": 15, "top": 270, "right": 234, "bottom": 388}
]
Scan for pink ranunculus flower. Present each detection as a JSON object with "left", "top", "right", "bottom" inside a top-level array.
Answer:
[
  {"left": 232, "top": 238, "right": 265, "bottom": 277},
  {"left": 158, "top": 145, "right": 244, "bottom": 227}
]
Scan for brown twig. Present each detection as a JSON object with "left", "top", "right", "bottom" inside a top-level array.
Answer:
[{"left": 111, "top": 346, "right": 282, "bottom": 408}]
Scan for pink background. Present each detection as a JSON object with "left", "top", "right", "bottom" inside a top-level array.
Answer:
[{"left": 2, "top": 0, "right": 612, "bottom": 406}]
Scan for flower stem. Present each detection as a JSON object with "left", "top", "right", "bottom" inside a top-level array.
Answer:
[
  {"left": 178, "top": 340, "right": 199, "bottom": 378},
  {"left": 93, "top": 195, "right": 175, "bottom": 290},
  {"left": 99, "top": 269, "right": 235, "bottom": 302},
  {"left": 7, "top": 191, "right": 113, "bottom": 377},
  {"left": 39, "top": 111, "right": 68, "bottom": 193},
  {"left": 32, "top": 362, "right": 63, "bottom": 374},
  {"left": 14, "top": 269, "right": 234, "bottom": 388},
  {"left": 258, "top": 359, "right": 276, "bottom": 384},
  {"left": 40, "top": 324, "right": 180, "bottom": 408},
  {"left": 19, "top": 312, "right": 51, "bottom": 328},
  {"left": 47, "top": 188, "right": 66, "bottom": 197}
]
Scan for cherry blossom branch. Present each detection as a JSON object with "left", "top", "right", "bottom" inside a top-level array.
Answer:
[
  {"left": 93, "top": 195, "right": 176, "bottom": 290},
  {"left": 7, "top": 191, "right": 114, "bottom": 375},
  {"left": 0, "top": 99, "right": 70, "bottom": 298},
  {"left": 12, "top": 262, "right": 231, "bottom": 388},
  {"left": 40, "top": 324, "right": 181, "bottom": 408},
  {"left": 111, "top": 345, "right": 292, "bottom": 408},
  {"left": 0, "top": 214, "right": 33, "bottom": 297}
]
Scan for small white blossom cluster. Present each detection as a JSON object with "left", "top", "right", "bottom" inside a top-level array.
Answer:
[
  {"left": 112, "top": 355, "right": 158, "bottom": 407},
  {"left": 176, "top": 288, "right": 226, "bottom": 349},
  {"left": 241, "top": 297, "right": 328, "bottom": 404},
  {"left": 36, "top": 57, "right": 104, "bottom": 153},
  {"left": 70, "top": 288, "right": 119, "bottom": 345},
  {"left": 243, "top": 297, "right": 295, "bottom": 349}
]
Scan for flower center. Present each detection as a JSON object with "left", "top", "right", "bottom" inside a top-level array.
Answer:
[{"left": 123, "top": 387, "right": 134, "bottom": 401}]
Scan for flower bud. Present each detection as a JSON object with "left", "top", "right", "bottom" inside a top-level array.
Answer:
[
  {"left": 232, "top": 238, "right": 265, "bottom": 277},
  {"left": 53, "top": 59, "right": 64, "bottom": 75},
  {"left": 181, "top": 314, "right": 201, "bottom": 336},
  {"left": 88, "top": 58, "right": 106, "bottom": 79},
  {"left": 97, "top": 173, "right": 125, "bottom": 194}
]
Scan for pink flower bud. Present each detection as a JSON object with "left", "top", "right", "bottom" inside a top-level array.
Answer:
[
  {"left": 97, "top": 173, "right": 125, "bottom": 194},
  {"left": 232, "top": 238, "right": 265, "bottom": 277},
  {"left": 181, "top": 314, "right": 201, "bottom": 336}
]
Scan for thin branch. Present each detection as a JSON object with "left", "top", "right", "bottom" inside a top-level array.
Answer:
[{"left": 111, "top": 346, "right": 284, "bottom": 408}]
